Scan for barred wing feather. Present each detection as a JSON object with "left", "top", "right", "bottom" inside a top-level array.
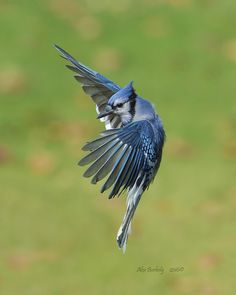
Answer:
[{"left": 78, "top": 120, "right": 157, "bottom": 198}]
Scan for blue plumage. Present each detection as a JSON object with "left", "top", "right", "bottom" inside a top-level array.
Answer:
[{"left": 55, "top": 45, "right": 165, "bottom": 252}]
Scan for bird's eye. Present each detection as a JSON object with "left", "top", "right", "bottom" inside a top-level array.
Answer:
[{"left": 116, "top": 103, "right": 123, "bottom": 108}]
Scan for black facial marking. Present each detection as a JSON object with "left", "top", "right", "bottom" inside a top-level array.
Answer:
[
  {"left": 129, "top": 90, "right": 137, "bottom": 101},
  {"left": 129, "top": 91, "right": 136, "bottom": 118}
]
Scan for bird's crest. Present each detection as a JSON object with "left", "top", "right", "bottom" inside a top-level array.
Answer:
[{"left": 108, "top": 81, "right": 136, "bottom": 106}]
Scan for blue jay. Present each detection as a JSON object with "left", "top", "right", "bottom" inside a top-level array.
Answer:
[{"left": 55, "top": 45, "right": 165, "bottom": 252}]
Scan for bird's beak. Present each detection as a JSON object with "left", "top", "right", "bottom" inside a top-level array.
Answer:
[{"left": 97, "top": 105, "right": 113, "bottom": 119}]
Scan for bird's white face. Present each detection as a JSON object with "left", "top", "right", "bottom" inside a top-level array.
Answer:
[
  {"left": 112, "top": 98, "right": 135, "bottom": 125},
  {"left": 113, "top": 99, "right": 130, "bottom": 114},
  {"left": 97, "top": 96, "right": 136, "bottom": 125}
]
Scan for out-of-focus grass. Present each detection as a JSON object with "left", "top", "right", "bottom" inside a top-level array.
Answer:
[{"left": 0, "top": 0, "right": 236, "bottom": 294}]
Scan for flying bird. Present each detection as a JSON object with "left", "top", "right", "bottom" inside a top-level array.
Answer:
[{"left": 55, "top": 45, "right": 165, "bottom": 252}]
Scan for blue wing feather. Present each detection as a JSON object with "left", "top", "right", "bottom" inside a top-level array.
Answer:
[
  {"left": 55, "top": 44, "right": 120, "bottom": 93},
  {"left": 55, "top": 44, "right": 122, "bottom": 129}
]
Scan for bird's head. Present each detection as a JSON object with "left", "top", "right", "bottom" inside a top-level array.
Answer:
[{"left": 97, "top": 81, "right": 137, "bottom": 125}]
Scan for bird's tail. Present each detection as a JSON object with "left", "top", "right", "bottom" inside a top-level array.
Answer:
[{"left": 116, "top": 176, "right": 145, "bottom": 253}]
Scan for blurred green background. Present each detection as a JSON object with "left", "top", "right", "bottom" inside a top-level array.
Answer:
[{"left": 1, "top": 0, "right": 236, "bottom": 294}]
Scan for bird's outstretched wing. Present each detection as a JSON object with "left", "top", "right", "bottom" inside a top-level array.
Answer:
[
  {"left": 79, "top": 120, "right": 159, "bottom": 198},
  {"left": 55, "top": 44, "right": 122, "bottom": 129}
]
